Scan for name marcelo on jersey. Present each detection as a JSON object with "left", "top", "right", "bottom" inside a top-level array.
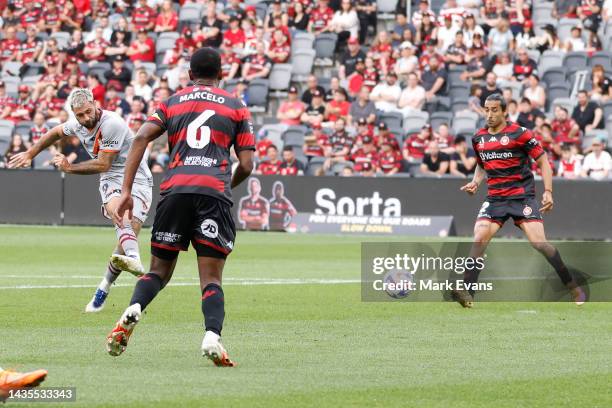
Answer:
[
  {"left": 479, "top": 151, "right": 514, "bottom": 161},
  {"left": 179, "top": 91, "right": 226, "bottom": 104}
]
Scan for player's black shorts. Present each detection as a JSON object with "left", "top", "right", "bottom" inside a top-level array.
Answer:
[
  {"left": 151, "top": 194, "right": 236, "bottom": 260},
  {"left": 476, "top": 197, "right": 543, "bottom": 227}
]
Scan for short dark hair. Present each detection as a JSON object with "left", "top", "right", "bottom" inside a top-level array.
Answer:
[
  {"left": 283, "top": 146, "right": 293, "bottom": 152},
  {"left": 190, "top": 47, "right": 222, "bottom": 80},
  {"left": 454, "top": 135, "right": 466, "bottom": 144},
  {"left": 484, "top": 93, "right": 506, "bottom": 111}
]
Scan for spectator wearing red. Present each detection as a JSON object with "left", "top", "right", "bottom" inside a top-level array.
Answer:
[
  {"left": 362, "top": 56, "right": 379, "bottom": 91},
  {"left": 83, "top": 27, "right": 109, "bottom": 63},
  {"left": 39, "top": 0, "right": 62, "bottom": 32},
  {"left": 155, "top": 0, "right": 178, "bottom": 32},
  {"left": 73, "top": 0, "right": 91, "bottom": 16},
  {"left": 20, "top": 0, "right": 42, "bottom": 28},
  {"left": 241, "top": 43, "right": 272, "bottom": 80},
  {"left": 370, "top": 31, "right": 394, "bottom": 74},
  {"left": 104, "top": 85, "right": 128, "bottom": 115},
  {"left": 325, "top": 118, "right": 353, "bottom": 170},
  {"left": 37, "top": 85, "right": 65, "bottom": 119},
  {"left": 512, "top": 48, "right": 538, "bottom": 83},
  {"left": 403, "top": 124, "right": 432, "bottom": 162},
  {"left": 257, "top": 145, "right": 282, "bottom": 175},
  {"left": 87, "top": 73, "right": 106, "bottom": 106},
  {"left": 347, "top": 57, "right": 365, "bottom": 98},
  {"left": 8, "top": 85, "right": 35, "bottom": 123},
  {"left": 221, "top": 51, "right": 241, "bottom": 80},
  {"left": 256, "top": 137, "right": 274, "bottom": 159},
  {"left": 325, "top": 88, "right": 350, "bottom": 123},
  {"left": 374, "top": 122, "right": 400, "bottom": 152},
  {"left": 131, "top": 0, "right": 156, "bottom": 31},
  {"left": 418, "top": 38, "right": 443, "bottom": 71},
  {"left": 353, "top": 117, "right": 375, "bottom": 149},
  {"left": 19, "top": 26, "right": 43, "bottom": 65},
  {"left": 60, "top": 1, "right": 85, "bottom": 32},
  {"left": 0, "top": 26, "right": 20, "bottom": 63},
  {"left": 351, "top": 135, "right": 379, "bottom": 172},
  {"left": 557, "top": 145, "right": 582, "bottom": 179},
  {"left": 29, "top": 112, "right": 49, "bottom": 146},
  {"left": 0, "top": 82, "right": 16, "bottom": 120},
  {"left": 308, "top": 0, "right": 334, "bottom": 34},
  {"left": 127, "top": 29, "right": 155, "bottom": 63},
  {"left": 378, "top": 140, "right": 402, "bottom": 175},
  {"left": 268, "top": 30, "right": 291, "bottom": 63},
  {"left": 551, "top": 106, "right": 581, "bottom": 145},
  {"left": 279, "top": 146, "right": 306, "bottom": 175},
  {"left": 128, "top": 112, "right": 147, "bottom": 134},
  {"left": 223, "top": 15, "right": 246, "bottom": 51},
  {"left": 304, "top": 124, "right": 330, "bottom": 157},
  {"left": 277, "top": 86, "right": 306, "bottom": 126},
  {"left": 433, "top": 123, "right": 455, "bottom": 153}
]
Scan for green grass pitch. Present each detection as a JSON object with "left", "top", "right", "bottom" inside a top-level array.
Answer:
[{"left": 1, "top": 225, "right": 611, "bottom": 407}]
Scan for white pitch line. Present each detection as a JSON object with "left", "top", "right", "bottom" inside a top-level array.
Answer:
[{"left": 0, "top": 278, "right": 360, "bottom": 290}]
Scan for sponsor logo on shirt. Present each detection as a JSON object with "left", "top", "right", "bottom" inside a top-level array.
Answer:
[
  {"left": 183, "top": 156, "right": 219, "bottom": 167},
  {"left": 479, "top": 151, "right": 514, "bottom": 161}
]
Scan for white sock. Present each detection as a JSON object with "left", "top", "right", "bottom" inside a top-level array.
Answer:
[
  {"left": 204, "top": 330, "right": 220, "bottom": 343},
  {"left": 99, "top": 261, "right": 121, "bottom": 292},
  {"left": 115, "top": 225, "right": 140, "bottom": 258}
]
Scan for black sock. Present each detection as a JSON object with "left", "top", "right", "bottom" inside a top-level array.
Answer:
[
  {"left": 201, "top": 283, "right": 225, "bottom": 335},
  {"left": 463, "top": 258, "right": 484, "bottom": 297},
  {"left": 545, "top": 249, "right": 573, "bottom": 286},
  {"left": 130, "top": 273, "right": 163, "bottom": 311}
]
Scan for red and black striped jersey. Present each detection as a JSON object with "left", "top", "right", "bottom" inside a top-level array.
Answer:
[
  {"left": 146, "top": 85, "right": 255, "bottom": 205},
  {"left": 472, "top": 122, "right": 545, "bottom": 200}
]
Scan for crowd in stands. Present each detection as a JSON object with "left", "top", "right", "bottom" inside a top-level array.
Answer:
[{"left": 0, "top": 0, "right": 610, "bottom": 180}]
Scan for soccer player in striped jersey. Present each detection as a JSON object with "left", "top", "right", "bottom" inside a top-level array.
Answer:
[
  {"left": 453, "top": 94, "right": 586, "bottom": 307},
  {"left": 8, "top": 88, "right": 153, "bottom": 313},
  {"left": 107, "top": 48, "right": 255, "bottom": 367}
]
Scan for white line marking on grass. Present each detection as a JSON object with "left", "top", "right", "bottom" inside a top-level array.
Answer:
[
  {"left": 516, "top": 310, "right": 538, "bottom": 314},
  {"left": 0, "top": 278, "right": 361, "bottom": 290}
]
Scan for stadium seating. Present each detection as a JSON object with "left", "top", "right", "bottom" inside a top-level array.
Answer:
[
  {"left": 314, "top": 33, "right": 338, "bottom": 65},
  {"left": 246, "top": 79, "right": 270, "bottom": 112},
  {"left": 34, "top": 150, "right": 54, "bottom": 170},
  {"left": 379, "top": 111, "right": 403, "bottom": 130},
  {"left": 291, "top": 49, "right": 316, "bottom": 82},
  {"left": 268, "top": 64, "right": 293, "bottom": 94},
  {"left": 282, "top": 126, "right": 308, "bottom": 148},
  {"left": 403, "top": 111, "right": 429, "bottom": 131},
  {"left": 430, "top": 112, "right": 453, "bottom": 131}
]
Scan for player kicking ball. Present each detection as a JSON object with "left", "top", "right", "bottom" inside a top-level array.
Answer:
[
  {"left": 452, "top": 93, "right": 586, "bottom": 307},
  {"left": 106, "top": 47, "right": 255, "bottom": 367},
  {"left": 8, "top": 89, "right": 153, "bottom": 313}
]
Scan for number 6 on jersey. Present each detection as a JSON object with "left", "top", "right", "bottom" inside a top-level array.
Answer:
[{"left": 187, "top": 109, "right": 215, "bottom": 149}]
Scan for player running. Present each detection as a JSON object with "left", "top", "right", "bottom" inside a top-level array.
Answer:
[
  {"left": 0, "top": 367, "right": 47, "bottom": 402},
  {"left": 106, "top": 47, "right": 255, "bottom": 367},
  {"left": 8, "top": 89, "right": 153, "bottom": 313},
  {"left": 453, "top": 93, "right": 586, "bottom": 307}
]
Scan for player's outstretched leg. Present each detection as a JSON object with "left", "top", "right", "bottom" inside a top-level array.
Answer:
[
  {"left": 198, "top": 256, "right": 236, "bottom": 367},
  {"left": 452, "top": 220, "right": 501, "bottom": 308},
  {"left": 0, "top": 367, "right": 47, "bottom": 402},
  {"left": 519, "top": 222, "right": 586, "bottom": 305},
  {"left": 110, "top": 219, "right": 145, "bottom": 277},
  {"left": 85, "top": 247, "right": 123, "bottom": 313},
  {"left": 106, "top": 255, "right": 177, "bottom": 356}
]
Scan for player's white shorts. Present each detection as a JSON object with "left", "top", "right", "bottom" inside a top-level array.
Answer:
[{"left": 99, "top": 179, "right": 152, "bottom": 223}]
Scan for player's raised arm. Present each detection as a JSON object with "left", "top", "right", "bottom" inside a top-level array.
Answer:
[
  {"left": 7, "top": 125, "right": 64, "bottom": 168},
  {"left": 113, "top": 122, "right": 165, "bottom": 226}
]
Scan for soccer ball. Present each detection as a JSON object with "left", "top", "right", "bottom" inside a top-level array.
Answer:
[{"left": 383, "top": 269, "right": 413, "bottom": 299}]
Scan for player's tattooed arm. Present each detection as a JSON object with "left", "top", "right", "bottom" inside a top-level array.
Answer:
[
  {"left": 461, "top": 164, "right": 486, "bottom": 195},
  {"left": 54, "top": 150, "right": 119, "bottom": 175},
  {"left": 7, "top": 125, "right": 64, "bottom": 168}
]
